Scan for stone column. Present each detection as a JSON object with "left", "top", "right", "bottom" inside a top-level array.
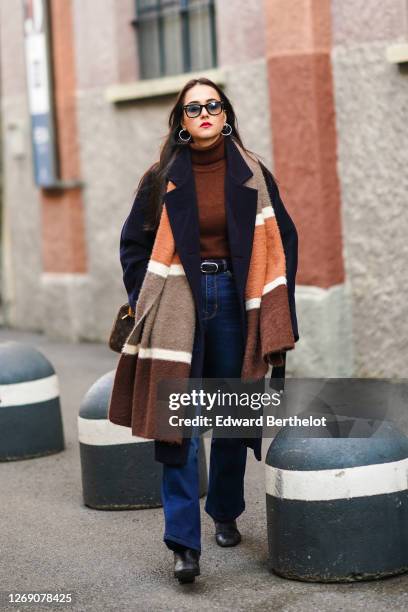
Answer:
[{"left": 264, "top": 0, "right": 353, "bottom": 376}]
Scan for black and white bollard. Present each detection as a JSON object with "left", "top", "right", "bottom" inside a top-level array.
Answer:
[
  {"left": 0, "top": 341, "right": 64, "bottom": 460},
  {"left": 265, "top": 419, "right": 408, "bottom": 582},
  {"left": 78, "top": 370, "right": 208, "bottom": 509}
]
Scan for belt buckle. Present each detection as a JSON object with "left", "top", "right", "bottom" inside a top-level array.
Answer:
[{"left": 201, "top": 261, "right": 219, "bottom": 273}]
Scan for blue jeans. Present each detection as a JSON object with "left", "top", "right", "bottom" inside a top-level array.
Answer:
[{"left": 161, "top": 265, "right": 248, "bottom": 553}]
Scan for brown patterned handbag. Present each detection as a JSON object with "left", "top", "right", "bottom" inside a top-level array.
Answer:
[{"left": 108, "top": 303, "right": 135, "bottom": 353}]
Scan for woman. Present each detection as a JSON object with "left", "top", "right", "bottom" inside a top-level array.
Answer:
[{"left": 109, "top": 77, "right": 299, "bottom": 583}]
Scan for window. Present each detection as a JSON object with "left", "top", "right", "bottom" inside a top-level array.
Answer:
[{"left": 133, "top": 0, "right": 217, "bottom": 79}]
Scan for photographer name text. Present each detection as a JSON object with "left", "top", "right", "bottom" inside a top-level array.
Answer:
[{"left": 168, "top": 415, "right": 327, "bottom": 428}]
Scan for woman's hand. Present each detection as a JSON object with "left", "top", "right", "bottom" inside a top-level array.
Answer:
[{"left": 266, "top": 352, "right": 285, "bottom": 367}]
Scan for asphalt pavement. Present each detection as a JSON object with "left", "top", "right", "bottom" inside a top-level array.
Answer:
[{"left": 0, "top": 327, "right": 407, "bottom": 612}]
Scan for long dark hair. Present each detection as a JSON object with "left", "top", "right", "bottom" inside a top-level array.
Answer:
[{"left": 136, "top": 77, "right": 269, "bottom": 232}]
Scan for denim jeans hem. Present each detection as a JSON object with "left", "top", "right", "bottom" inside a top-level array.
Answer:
[
  {"left": 204, "top": 504, "right": 246, "bottom": 523},
  {"left": 164, "top": 533, "right": 201, "bottom": 554}
]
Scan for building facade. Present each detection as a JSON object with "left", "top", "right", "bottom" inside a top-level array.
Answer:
[{"left": 0, "top": 0, "right": 407, "bottom": 378}]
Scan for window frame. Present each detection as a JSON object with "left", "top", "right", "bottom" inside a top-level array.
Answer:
[{"left": 132, "top": 0, "right": 217, "bottom": 79}]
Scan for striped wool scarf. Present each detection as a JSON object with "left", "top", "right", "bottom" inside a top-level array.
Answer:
[{"left": 108, "top": 141, "right": 295, "bottom": 443}]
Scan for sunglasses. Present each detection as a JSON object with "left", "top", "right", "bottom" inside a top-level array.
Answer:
[{"left": 183, "top": 100, "right": 224, "bottom": 118}]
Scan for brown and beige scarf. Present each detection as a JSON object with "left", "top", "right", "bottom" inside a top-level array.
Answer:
[{"left": 108, "top": 141, "right": 295, "bottom": 443}]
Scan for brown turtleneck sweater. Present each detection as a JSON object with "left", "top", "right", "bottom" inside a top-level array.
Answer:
[{"left": 189, "top": 132, "right": 230, "bottom": 259}]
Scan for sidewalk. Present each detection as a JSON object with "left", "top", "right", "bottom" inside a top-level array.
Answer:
[{"left": 0, "top": 327, "right": 407, "bottom": 612}]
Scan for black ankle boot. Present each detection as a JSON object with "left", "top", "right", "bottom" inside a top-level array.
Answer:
[
  {"left": 214, "top": 519, "right": 241, "bottom": 547},
  {"left": 173, "top": 548, "right": 200, "bottom": 583}
]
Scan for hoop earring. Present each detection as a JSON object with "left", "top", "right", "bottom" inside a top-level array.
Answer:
[
  {"left": 221, "top": 122, "right": 232, "bottom": 136},
  {"left": 178, "top": 128, "right": 191, "bottom": 142}
]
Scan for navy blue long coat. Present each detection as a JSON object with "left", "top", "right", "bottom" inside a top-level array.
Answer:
[{"left": 119, "top": 136, "right": 299, "bottom": 465}]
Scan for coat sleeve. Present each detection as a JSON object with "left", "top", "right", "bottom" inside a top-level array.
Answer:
[
  {"left": 120, "top": 171, "right": 157, "bottom": 312},
  {"left": 260, "top": 162, "right": 299, "bottom": 343},
  {"left": 259, "top": 163, "right": 300, "bottom": 389}
]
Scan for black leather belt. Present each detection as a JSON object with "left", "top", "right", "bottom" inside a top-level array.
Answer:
[{"left": 200, "top": 258, "right": 231, "bottom": 274}]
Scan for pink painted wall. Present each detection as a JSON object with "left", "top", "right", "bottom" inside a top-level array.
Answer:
[{"left": 264, "top": 0, "right": 344, "bottom": 288}]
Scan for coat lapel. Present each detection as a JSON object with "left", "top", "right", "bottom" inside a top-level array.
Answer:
[{"left": 164, "top": 137, "right": 258, "bottom": 331}]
